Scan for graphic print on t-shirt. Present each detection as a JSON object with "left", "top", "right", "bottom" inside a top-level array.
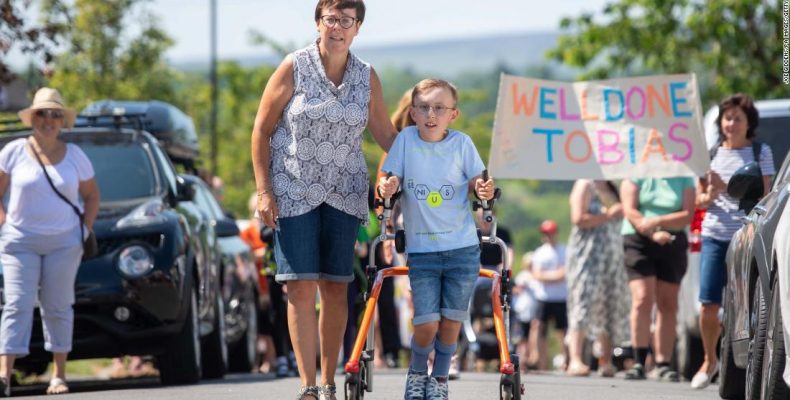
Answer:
[{"left": 413, "top": 183, "right": 455, "bottom": 208}]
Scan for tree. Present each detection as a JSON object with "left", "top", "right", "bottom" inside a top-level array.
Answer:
[
  {"left": 44, "top": 0, "right": 177, "bottom": 109},
  {"left": 0, "top": 0, "right": 71, "bottom": 84},
  {"left": 548, "top": 0, "right": 784, "bottom": 105}
]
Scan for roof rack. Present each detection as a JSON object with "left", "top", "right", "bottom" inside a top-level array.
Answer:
[{"left": 74, "top": 112, "right": 148, "bottom": 130}]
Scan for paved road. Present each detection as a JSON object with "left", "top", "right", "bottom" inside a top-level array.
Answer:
[{"left": 9, "top": 369, "right": 721, "bottom": 399}]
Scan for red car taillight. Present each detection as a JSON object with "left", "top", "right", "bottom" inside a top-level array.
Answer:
[{"left": 689, "top": 208, "right": 706, "bottom": 253}]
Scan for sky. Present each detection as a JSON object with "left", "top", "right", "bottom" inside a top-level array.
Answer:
[{"left": 9, "top": 0, "right": 609, "bottom": 67}]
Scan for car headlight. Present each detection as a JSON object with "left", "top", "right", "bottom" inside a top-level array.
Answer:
[
  {"left": 116, "top": 198, "right": 165, "bottom": 228},
  {"left": 117, "top": 245, "right": 154, "bottom": 278}
]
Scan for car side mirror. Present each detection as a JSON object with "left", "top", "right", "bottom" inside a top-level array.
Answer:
[
  {"left": 727, "top": 161, "right": 764, "bottom": 213},
  {"left": 215, "top": 218, "right": 240, "bottom": 238},
  {"left": 176, "top": 177, "right": 195, "bottom": 202}
]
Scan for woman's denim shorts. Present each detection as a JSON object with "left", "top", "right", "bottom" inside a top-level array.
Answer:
[
  {"left": 408, "top": 245, "right": 481, "bottom": 326},
  {"left": 274, "top": 203, "right": 361, "bottom": 283},
  {"left": 699, "top": 236, "right": 730, "bottom": 304}
]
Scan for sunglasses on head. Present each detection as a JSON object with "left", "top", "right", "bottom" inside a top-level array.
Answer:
[{"left": 34, "top": 109, "right": 64, "bottom": 119}]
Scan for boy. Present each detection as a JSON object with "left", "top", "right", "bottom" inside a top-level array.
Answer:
[{"left": 379, "top": 79, "right": 494, "bottom": 400}]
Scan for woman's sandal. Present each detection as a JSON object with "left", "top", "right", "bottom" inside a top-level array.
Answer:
[
  {"left": 46, "top": 378, "right": 69, "bottom": 395},
  {"left": 318, "top": 384, "right": 337, "bottom": 400},
  {"left": 296, "top": 386, "right": 319, "bottom": 400}
]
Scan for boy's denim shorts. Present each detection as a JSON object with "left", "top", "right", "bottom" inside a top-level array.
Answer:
[
  {"left": 408, "top": 245, "right": 481, "bottom": 326},
  {"left": 274, "top": 203, "right": 361, "bottom": 283},
  {"left": 699, "top": 236, "right": 730, "bottom": 304}
]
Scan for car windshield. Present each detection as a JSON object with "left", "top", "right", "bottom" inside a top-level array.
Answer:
[{"left": 79, "top": 143, "right": 158, "bottom": 201}]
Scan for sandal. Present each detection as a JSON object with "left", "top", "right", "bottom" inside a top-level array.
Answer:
[
  {"left": 597, "top": 363, "right": 616, "bottom": 378},
  {"left": 46, "top": 378, "right": 69, "bottom": 395},
  {"left": 0, "top": 376, "right": 9, "bottom": 397},
  {"left": 318, "top": 384, "right": 337, "bottom": 400},
  {"left": 565, "top": 363, "right": 590, "bottom": 377},
  {"left": 649, "top": 364, "right": 680, "bottom": 382},
  {"left": 623, "top": 363, "right": 645, "bottom": 380},
  {"left": 296, "top": 386, "right": 319, "bottom": 400}
]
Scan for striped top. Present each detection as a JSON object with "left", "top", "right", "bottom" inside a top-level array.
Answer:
[
  {"left": 701, "top": 144, "right": 775, "bottom": 241},
  {"left": 269, "top": 40, "right": 371, "bottom": 222}
]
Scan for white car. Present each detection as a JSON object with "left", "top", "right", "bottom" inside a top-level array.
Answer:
[{"left": 774, "top": 180, "right": 790, "bottom": 394}]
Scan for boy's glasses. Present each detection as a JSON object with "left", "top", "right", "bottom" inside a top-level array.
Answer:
[
  {"left": 320, "top": 15, "right": 358, "bottom": 29},
  {"left": 34, "top": 109, "right": 64, "bottom": 120},
  {"left": 413, "top": 104, "right": 456, "bottom": 117}
]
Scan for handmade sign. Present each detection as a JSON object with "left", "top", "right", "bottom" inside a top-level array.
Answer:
[{"left": 489, "top": 73, "right": 709, "bottom": 179}]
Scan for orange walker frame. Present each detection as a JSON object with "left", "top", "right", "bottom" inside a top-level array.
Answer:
[{"left": 343, "top": 174, "right": 524, "bottom": 399}]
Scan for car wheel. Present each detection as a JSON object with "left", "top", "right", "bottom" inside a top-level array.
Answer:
[
  {"left": 157, "top": 285, "right": 202, "bottom": 385},
  {"left": 760, "top": 278, "right": 790, "bottom": 400},
  {"left": 720, "top": 291, "right": 745, "bottom": 399},
  {"left": 228, "top": 288, "right": 258, "bottom": 372},
  {"left": 746, "top": 279, "right": 768, "bottom": 400},
  {"left": 676, "top": 328, "right": 704, "bottom": 382},
  {"left": 201, "top": 292, "right": 229, "bottom": 379}
]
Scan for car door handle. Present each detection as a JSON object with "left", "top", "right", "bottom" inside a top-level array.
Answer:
[{"left": 753, "top": 205, "right": 767, "bottom": 215}]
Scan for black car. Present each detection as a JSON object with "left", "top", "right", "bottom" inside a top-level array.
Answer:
[
  {"left": 179, "top": 174, "right": 260, "bottom": 372},
  {"left": 720, "top": 150, "right": 790, "bottom": 400},
  {"left": 0, "top": 126, "right": 225, "bottom": 385}
]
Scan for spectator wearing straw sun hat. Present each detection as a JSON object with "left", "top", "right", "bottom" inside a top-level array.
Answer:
[{"left": 0, "top": 87, "right": 99, "bottom": 396}]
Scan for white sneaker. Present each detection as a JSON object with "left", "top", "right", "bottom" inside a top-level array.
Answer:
[{"left": 448, "top": 355, "right": 460, "bottom": 380}]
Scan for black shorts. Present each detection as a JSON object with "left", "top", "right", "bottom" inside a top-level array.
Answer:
[
  {"left": 623, "top": 232, "right": 688, "bottom": 284},
  {"left": 534, "top": 300, "right": 568, "bottom": 335}
]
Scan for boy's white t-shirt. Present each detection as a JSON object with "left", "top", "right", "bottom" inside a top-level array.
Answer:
[
  {"left": 381, "top": 126, "right": 485, "bottom": 253},
  {"left": 0, "top": 138, "right": 95, "bottom": 235},
  {"left": 529, "top": 242, "right": 567, "bottom": 302}
]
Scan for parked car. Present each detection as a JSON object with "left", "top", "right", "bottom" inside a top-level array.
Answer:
[
  {"left": 179, "top": 175, "right": 260, "bottom": 372},
  {"left": 719, "top": 151, "right": 790, "bottom": 400},
  {"left": 675, "top": 98, "right": 790, "bottom": 382},
  {"left": 0, "top": 115, "right": 225, "bottom": 385}
]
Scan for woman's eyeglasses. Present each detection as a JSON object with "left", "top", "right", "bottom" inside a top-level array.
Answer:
[
  {"left": 34, "top": 109, "right": 64, "bottom": 119},
  {"left": 413, "top": 104, "right": 456, "bottom": 117},
  {"left": 320, "top": 15, "right": 358, "bottom": 29}
]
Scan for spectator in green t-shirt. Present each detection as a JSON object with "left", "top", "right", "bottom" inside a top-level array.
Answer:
[{"left": 620, "top": 177, "right": 695, "bottom": 382}]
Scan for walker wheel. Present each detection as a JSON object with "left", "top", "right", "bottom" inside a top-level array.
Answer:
[
  {"left": 499, "top": 354, "right": 522, "bottom": 400},
  {"left": 395, "top": 229, "right": 406, "bottom": 253},
  {"left": 344, "top": 371, "right": 364, "bottom": 399}
]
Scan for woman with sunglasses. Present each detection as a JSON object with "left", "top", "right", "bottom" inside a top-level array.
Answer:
[
  {"left": 250, "top": 1, "right": 396, "bottom": 399},
  {"left": 0, "top": 87, "right": 100, "bottom": 396}
]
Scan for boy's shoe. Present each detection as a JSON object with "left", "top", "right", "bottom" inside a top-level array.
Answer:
[
  {"left": 426, "top": 376, "right": 449, "bottom": 400},
  {"left": 404, "top": 369, "right": 429, "bottom": 400}
]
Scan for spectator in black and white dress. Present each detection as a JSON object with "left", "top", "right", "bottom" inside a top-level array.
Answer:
[{"left": 691, "top": 93, "right": 774, "bottom": 389}]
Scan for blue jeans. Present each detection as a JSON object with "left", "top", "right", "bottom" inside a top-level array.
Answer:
[
  {"left": 274, "top": 203, "right": 361, "bottom": 283},
  {"left": 699, "top": 236, "right": 730, "bottom": 304},
  {"left": 408, "top": 245, "right": 480, "bottom": 326}
]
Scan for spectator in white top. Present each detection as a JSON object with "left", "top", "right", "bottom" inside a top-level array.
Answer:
[
  {"left": 526, "top": 220, "right": 568, "bottom": 370},
  {"left": 692, "top": 93, "right": 774, "bottom": 390},
  {"left": 0, "top": 87, "right": 100, "bottom": 396}
]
